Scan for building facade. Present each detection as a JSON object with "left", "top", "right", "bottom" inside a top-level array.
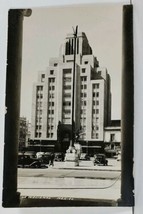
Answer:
[
  {"left": 19, "top": 117, "right": 30, "bottom": 150},
  {"left": 30, "top": 32, "right": 112, "bottom": 153},
  {"left": 104, "top": 120, "right": 121, "bottom": 157}
]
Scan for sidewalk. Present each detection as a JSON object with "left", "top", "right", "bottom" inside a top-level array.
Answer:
[{"left": 53, "top": 158, "right": 121, "bottom": 171}]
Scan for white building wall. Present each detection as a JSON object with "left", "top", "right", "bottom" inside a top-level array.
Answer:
[{"left": 104, "top": 129, "right": 121, "bottom": 143}]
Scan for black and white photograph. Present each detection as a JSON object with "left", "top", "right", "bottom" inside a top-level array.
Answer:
[{"left": 2, "top": 0, "right": 135, "bottom": 210}]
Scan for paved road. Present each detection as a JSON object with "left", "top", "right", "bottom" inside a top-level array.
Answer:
[
  {"left": 18, "top": 167, "right": 121, "bottom": 179},
  {"left": 18, "top": 162, "right": 121, "bottom": 201}
]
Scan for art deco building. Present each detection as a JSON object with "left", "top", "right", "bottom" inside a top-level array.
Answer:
[{"left": 30, "top": 32, "right": 111, "bottom": 153}]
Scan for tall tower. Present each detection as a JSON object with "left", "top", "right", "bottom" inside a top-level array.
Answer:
[{"left": 30, "top": 32, "right": 111, "bottom": 153}]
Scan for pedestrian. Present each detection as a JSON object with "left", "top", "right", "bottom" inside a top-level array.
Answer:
[{"left": 49, "top": 152, "right": 55, "bottom": 167}]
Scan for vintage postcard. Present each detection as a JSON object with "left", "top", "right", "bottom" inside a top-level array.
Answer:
[{"left": 2, "top": 2, "right": 134, "bottom": 209}]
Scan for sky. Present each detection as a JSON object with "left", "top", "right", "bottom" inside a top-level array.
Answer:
[{"left": 20, "top": 3, "right": 123, "bottom": 122}]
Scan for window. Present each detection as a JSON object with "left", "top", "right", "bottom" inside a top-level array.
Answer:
[
  {"left": 37, "top": 86, "right": 43, "bottom": 91},
  {"left": 49, "top": 102, "right": 54, "bottom": 106},
  {"left": 82, "top": 68, "right": 86, "bottom": 73},
  {"left": 81, "top": 109, "right": 86, "bottom": 115},
  {"left": 64, "top": 93, "right": 71, "bottom": 98},
  {"left": 64, "top": 85, "right": 71, "bottom": 90},
  {"left": 96, "top": 109, "right": 99, "bottom": 114},
  {"left": 63, "top": 69, "right": 72, "bottom": 74},
  {"left": 81, "top": 76, "right": 87, "bottom": 82},
  {"left": 64, "top": 77, "right": 71, "bottom": 82},
  {"left": 110, "top": 134, "right": 115, "bottom": 142},
  {"left": 41, "top": 74, "right": 45, "bottom": 82},
  {"left": 96, "top": 100, "right": 99, "bottom": 105},
  {"left": 93, "top": 84, "right": 99, "bottom": 89},
  {"left": 54, "top": 63, "right": 58, "bottom": 67},
  {"left": 96, "top": 117, "right": 99, "bottom": 122},
  {"left": 96, "top": 133, "right": 99, "bottom": 139},
  {"left": 50, "top": 70, "right": 54, "bottom": 75},
  {"left": 63, "top": 101, "right": 71, "bottom": 106},
  {"left": 84, "top": 61, "right": 88, "bottom": 64},
  {"left": 96, "top": 92, "right": 99, "bottom": 97},
  {"left": 81, "top": 101, "right": 86, "bottom": 106},
  {"left": 96, "top": 126, "right": 99, "bottom": 130},
  {"left": 49, "top": 78, "right": 55, "bottom": 83},
  {"left": 84, "top": 93, "right": 87, "bottom": 97},
  {"left": 63, "top": 109, "right": 71, "bottom": 114},
  {"left": 49, "top": 93, "right": 54, "bottom": 98}
]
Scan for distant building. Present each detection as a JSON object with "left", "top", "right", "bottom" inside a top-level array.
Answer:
[
  {"left": 104, "top": 120, "right": 121, "bottom": 157},
  {"left": 19, "top": 117, "right": 31, "bottom": 150},
  {"left": 30, "top": 31, "right": 119, "bottom": 154}
]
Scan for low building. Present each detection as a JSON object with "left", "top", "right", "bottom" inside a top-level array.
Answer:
[{"left": 104, "top": 120, "right": 121, "bottom": 157}]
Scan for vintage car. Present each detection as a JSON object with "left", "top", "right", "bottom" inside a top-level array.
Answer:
[
  {"left": 80, "top": 153, "right": 90, "bottom": 160},
  {"left": 93, "top": 154, "right": 108, "bottom": 166},
  {"left": 54, "top": 152, "right": 65, "bottom": 162},
  {"left": 18, "top": 153, "right": 47, "bottom": 168}
]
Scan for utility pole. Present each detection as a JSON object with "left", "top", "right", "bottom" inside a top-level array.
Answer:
[{"left": 71, "top": 26, "right": 78, "bottom": 147}]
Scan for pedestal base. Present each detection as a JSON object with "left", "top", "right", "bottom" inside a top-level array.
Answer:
[
  {"left": 64, "top": 146, "right": 79, "bottom": 167},
  {"left": 64, "top": 160, "right": 79, "bottom": 167}
]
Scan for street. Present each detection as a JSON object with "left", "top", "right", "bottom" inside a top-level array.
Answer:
[
  {"left": 18, "top": 159, "right": 121, "bottom": 203},
  {"left": 18, "top": 167, "right": 120, "bottom": 180}
]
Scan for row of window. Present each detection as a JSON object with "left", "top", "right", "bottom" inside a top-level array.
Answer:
[
  {"left": 36, "top": 109, "right": 42, "bottom": 114},
  {"left": 36, "top": 117, "right": 42, "bottom": 123},
  {"left": 81, "top": 84, "right": 87, "bottom": 89},
  {"left": 49, "top": 78, "right": 55, "bottom": 83},
  {"left": 37, "top": 94, "right": 43, "bottom": 99},
  {"left": 47, "top": 125, "right": 54, "bottom": 130},
  {"left": 93, "top": 92, "right": 99, "bottom": 97},
  {"left": 93, "top": 100, "right": 99, "bottom": 105},
  {"left": 49, "top": 85, "right": 55, "bottom": 90},
  {"left": 48, "top": 109, "right": 54, "bottom": 114},
  {"left": 92, "top": 125, "right": 99, "bottom": 131},
  {"left": 63, "top": 101, "right": 71, "bottom": 106},
  {"left": 93, "top": 84, "right": 99, "bottom": 89},
  {"left": 81, "top": 76, "right": 87, "bottom": 82},
  {"left": 92, "top": 132, "right": 99, "bottom": 139},
  {"left": 37, "top": 86, "right": 43, "bottom": 91},
  {"left": 35, "top": 132, "right": 42, "bottom": 138},
  {"left": 63, "top": 77, "right": 72, "bottom": 82},
  {"left": 36, "top": 125, "right": 42, "bottom": 130},
  {"left": 63, "top": 85, "right": 72, "bottom": 90},
  {"left": 63, "top": 69, "right": 72, "bottom": 74},
  {"left": 92, "top": 109, "right": 99, "bottom": 114},
  {"left": 47, "top": 133, "right": 54, "bottom": 138}
]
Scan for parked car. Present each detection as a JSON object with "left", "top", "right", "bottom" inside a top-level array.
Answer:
[
  {"left": 93, "top": 154, "right": 108, "bottom": 166},
  {"left": 80, "top": 153, "right": 90, "bottom": 160},
  {"left": 41, "top": 152, "right": 51, "bottom": 164},
  {"left": 54, "top": 152, "right": 65, "bottom": 161},
  {"left": 18, "top": 153, "right": 46, "bottom": 168}
]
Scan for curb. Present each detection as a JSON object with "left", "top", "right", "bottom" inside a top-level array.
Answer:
[{"left": 52, "top": 167, "right": 121, "bottom": 172}]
